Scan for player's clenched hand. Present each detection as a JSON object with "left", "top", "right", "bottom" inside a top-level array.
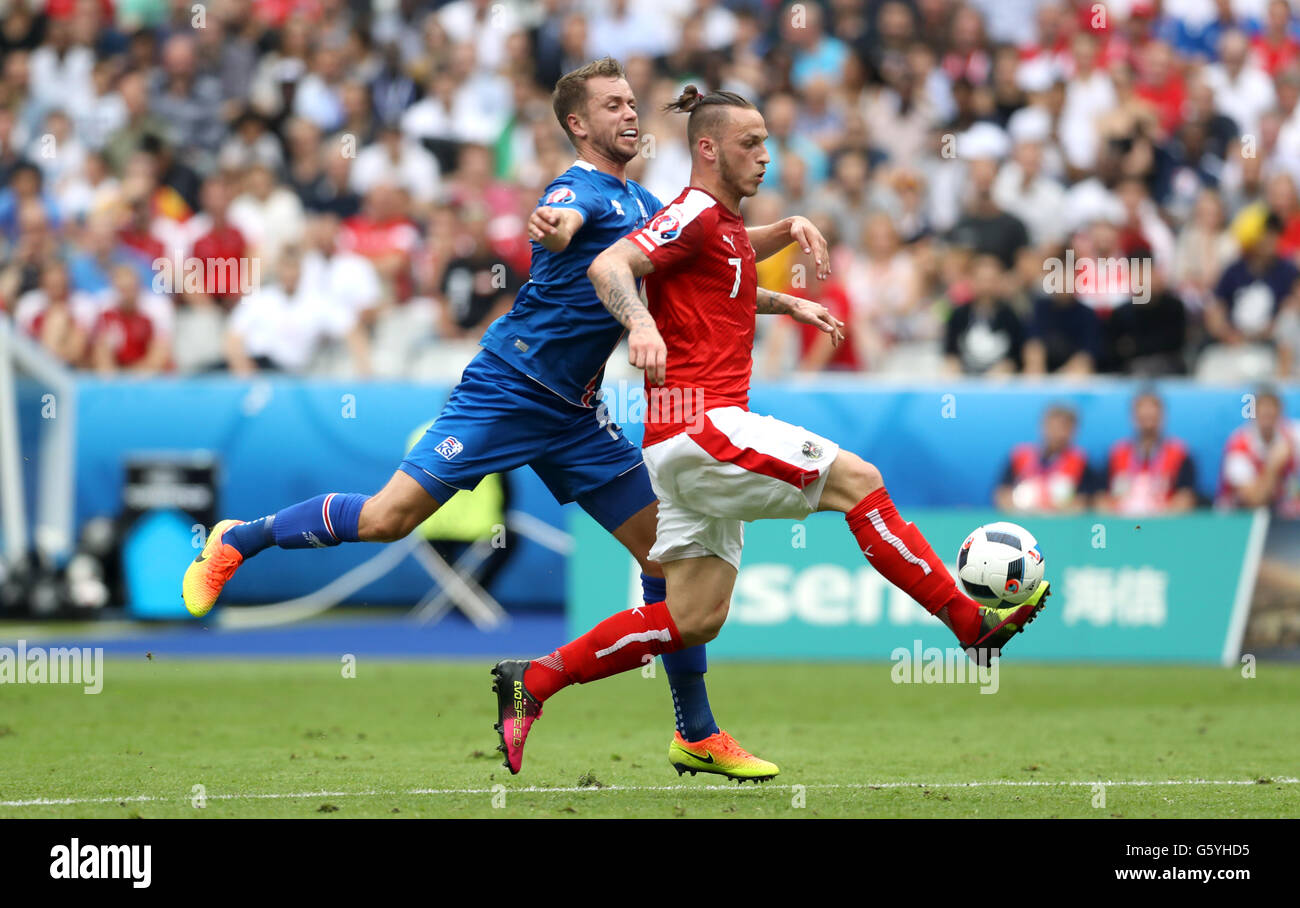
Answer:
[
  {"left": 528, "top": 206, "right": 563, "bottom": 241},
  {"left": 628, "top": 325, "right": 668, "bottom": 386},
  {"left": 788, "top": 216, "right": 830, "bottom": 280},
  {"left": 788, "top": 298, "right": 845, "bottom": 346}
]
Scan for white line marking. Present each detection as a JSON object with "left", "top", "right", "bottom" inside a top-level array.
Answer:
[{"left": 3, "top": 778, "right": 1296, "bottom": 808}]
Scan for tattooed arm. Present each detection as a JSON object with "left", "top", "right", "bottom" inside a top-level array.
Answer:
[
  {"left": 588, "top": 238, "right": 668, "bottom": 385},
  {"left": 756, "top": 287, "right": 797, "bottom": 315},
  {"left": 757, "top": 287, "right": 845, "bottom": 345}
]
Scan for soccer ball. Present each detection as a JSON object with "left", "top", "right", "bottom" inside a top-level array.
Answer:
[{"left": 956, "top": 522, "right": 1045, "bottom": 607}]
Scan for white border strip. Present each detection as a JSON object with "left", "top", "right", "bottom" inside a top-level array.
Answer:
[
  {"left": 1223, "top": 507, "right": 1270, "bottom": 666},
  {"left": 3, "top": 778, "right": 1296, "bottom": 808}
]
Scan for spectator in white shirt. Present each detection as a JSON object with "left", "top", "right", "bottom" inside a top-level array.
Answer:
[
  {"left": 994, "top": 116, "right": 1069, "bottom": 247},
  {"left": 1205, "top": 29, "right": 1277, "bottom": 137},
  {"left": 437, "top": 0, "right": 521, "bottom": 73},
  {"left": 226, "top": 247, "right": 343, "bottom": 375},
  {"left": 1059, "top": 32, "right": 1118, "bottom": 173},
  {"left": 351, "top": 124, "right": 442, "bottom": 207},
  {"left": 298, "top": 212, "right": 383, "bottom": 376},
  {"left": 228, "top": 161, "right": 307, "bottom": 281}
]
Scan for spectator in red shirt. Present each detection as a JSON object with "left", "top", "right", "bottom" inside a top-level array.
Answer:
[
  {"left": 339, "top": 183, "right": 420, "bottom": 302},
  {"left": 1097, "top": 390, "right": 1199, "bottom": 515},
  {"left": 117, "top": 192, "right": 166, "bottom": 263},
  {"left": 15, "top": 261, "right": 94, "bottom": 366},
  {"left": 1134, "top": 40, "right": 1186, "bottom": 138},
  {"left": 89, "top": 264, "right": 173, "bottom": 375},
  {"left": 791, "top": 269, "right": 856, "bottom": 372},
  {"left": 1252, "top": 0, "right": 1300, "bottom": 75},
  {"left": 189, "top": 175, "right": 249, "bottom": 306},
  {"left": 1218, "top": 385, "right": 1300, "bottom": 515},
  {"left": 1264, "top": 171, "right": 1300, "bottom": 259},
  {"left": 995, "top": 404, "right": 1101, "bottom": 513}
]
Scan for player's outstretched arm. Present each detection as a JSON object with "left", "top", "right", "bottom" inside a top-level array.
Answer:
[
  {"left": 588, "top": 238, "right": 667, "bottom": 385},
  {"left": 746, "top": 215, "right": 829, "bottom": 279},
  {"left": 757, "top": 288, "right": 844, "bottom": 346},
  {"left": 528, "top": 205, "right": 585, "bottom": 253}
]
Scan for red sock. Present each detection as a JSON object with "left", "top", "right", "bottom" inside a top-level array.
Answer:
[
  {"left": 846, "top": 487, "right": 982, "bottom": 645},
  {"left": 524, "top": 600, "right": 684, "bottom": 702}
]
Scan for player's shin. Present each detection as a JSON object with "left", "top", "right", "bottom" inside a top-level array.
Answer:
[
  {"left": 225, "top": 492, "right": 369, "bottom": 557},
  {"left": 643, "top": 571, "right": 720, "bottom": 742},
  {"left": 846, "top": 487, "right": 983, "bottom": 645},
  {"left": 522, "top": 600, "right": 684, "bottom": 702}
]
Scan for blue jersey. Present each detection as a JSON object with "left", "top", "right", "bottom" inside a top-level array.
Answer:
[{"left": 479, "top": 160, "right": 661, "bottom": 407}]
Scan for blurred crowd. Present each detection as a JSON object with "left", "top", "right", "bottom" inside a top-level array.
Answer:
[
  {"left": 6, "top": 0, "right": 1300, "bottom": 380},
  {"left": 996, "top": 385, "right": 1300, "bottom": 515}
]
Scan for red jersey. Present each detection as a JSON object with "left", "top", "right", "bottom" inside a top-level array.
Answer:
[
  {"left": 1106, "top": 437, "right": 1192, "bottom": 514},
  {"left": 629, "top": 187, "right": 756, "bottom": 447},
  {"left": 191, "top": 224, "right": 248, "bottom": 299},
  {"left": 339, "top": 215, "right": 418, "bottom": 301},
  {"left": 1218, "top": 421, "right": 1300, "bottom": 516},
  {"left": 92, "top": 307, "right": 154, "bottom": 367},
  {"left": 794, "top": 279, "right": 857, "bottom": 370}
]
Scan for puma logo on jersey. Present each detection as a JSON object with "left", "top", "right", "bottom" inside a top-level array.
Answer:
[
  {"left": 722, "top": 234, "right": 736, "bottom": 250},
  {"left": 610, "top": 198, "right": 625, "bottom": 217}
]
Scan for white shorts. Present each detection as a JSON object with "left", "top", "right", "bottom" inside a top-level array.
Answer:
[{"left": 643, "top": 406, "right": 840, "bottom": 570}]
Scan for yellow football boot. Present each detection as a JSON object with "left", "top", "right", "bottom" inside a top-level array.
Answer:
[
  {"left": 181, "top": 519, "right": 246, "bottom": 617},
  {"left": 669, "top": 730, "right": 779, "bottom": 784}
]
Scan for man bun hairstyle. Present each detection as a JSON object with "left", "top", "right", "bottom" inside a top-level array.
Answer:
[
  {"left": 664, "top": 84, "right": 756, "bottom": 145},
  {"left": 553, "top": 56, "right": 627, "bottom": 142}
]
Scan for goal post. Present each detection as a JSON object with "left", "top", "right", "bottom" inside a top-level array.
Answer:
[{"left": 0, "top": 319, "right": 76, "bottom": 568}]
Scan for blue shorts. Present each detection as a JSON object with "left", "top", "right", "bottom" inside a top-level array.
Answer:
[{"left": 400, "top": 350, "right": 654, "bottom": 533}]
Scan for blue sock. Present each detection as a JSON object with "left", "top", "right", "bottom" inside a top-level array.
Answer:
[
  {"left": 643, "top": 571, "right": 720, "bottom": 742},
  {"left": 224, "top": 515, "right": 275, "bottom": 558},
  {"left": 226, "top": 493, "right": 369, "bottom": 557}
]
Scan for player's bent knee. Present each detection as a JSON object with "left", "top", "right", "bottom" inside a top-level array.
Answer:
[
  {"left": 856, "top": 457, "right": 884, "bottom": 494},
  {"left": 830, "top": 451, "right": 883, "bottom": 499},
  {"left": 674, "top": 598, "right": 728, "bottom": 645}
]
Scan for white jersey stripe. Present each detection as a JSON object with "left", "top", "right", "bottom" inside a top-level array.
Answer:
[
  {"left": 635, "top": 187, "right": 716, "bottom": 248},
  {"left": 594, "top": 628, "right": 674, "bottom": 659},
  {"left": 866, "top": 508, "right": 931, "bottom": 575}
]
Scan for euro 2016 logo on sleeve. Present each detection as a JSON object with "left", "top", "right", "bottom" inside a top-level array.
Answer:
[
  {"left": 435, "top": 437, "right": 463, "bottom": 460},
  {"left": 802, "top": 440, "right": 823, "bottom": 460},
  {"left": 649, "top": 212, "right": 680, "bottom": 241},
  {"left": 545, "top": 187, "right": 576, "bottom": 205}
]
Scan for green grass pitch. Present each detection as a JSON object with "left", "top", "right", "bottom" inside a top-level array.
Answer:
[{"left": 1, "top": 659, "right": 1296, "bottom": 818}]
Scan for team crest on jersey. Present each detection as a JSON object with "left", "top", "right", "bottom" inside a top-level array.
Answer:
[
  {"left": 802, "top": 440, "right": 824, "bottom": 460},
  {"left": 649, "top": 212, "right": 680, "bottom": 240},
  {"left": 545, "top": 187, "right": 576, "bottom": 205},
  {"left": 435, "top": 436, "right": 464, "bottom": 460}
]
